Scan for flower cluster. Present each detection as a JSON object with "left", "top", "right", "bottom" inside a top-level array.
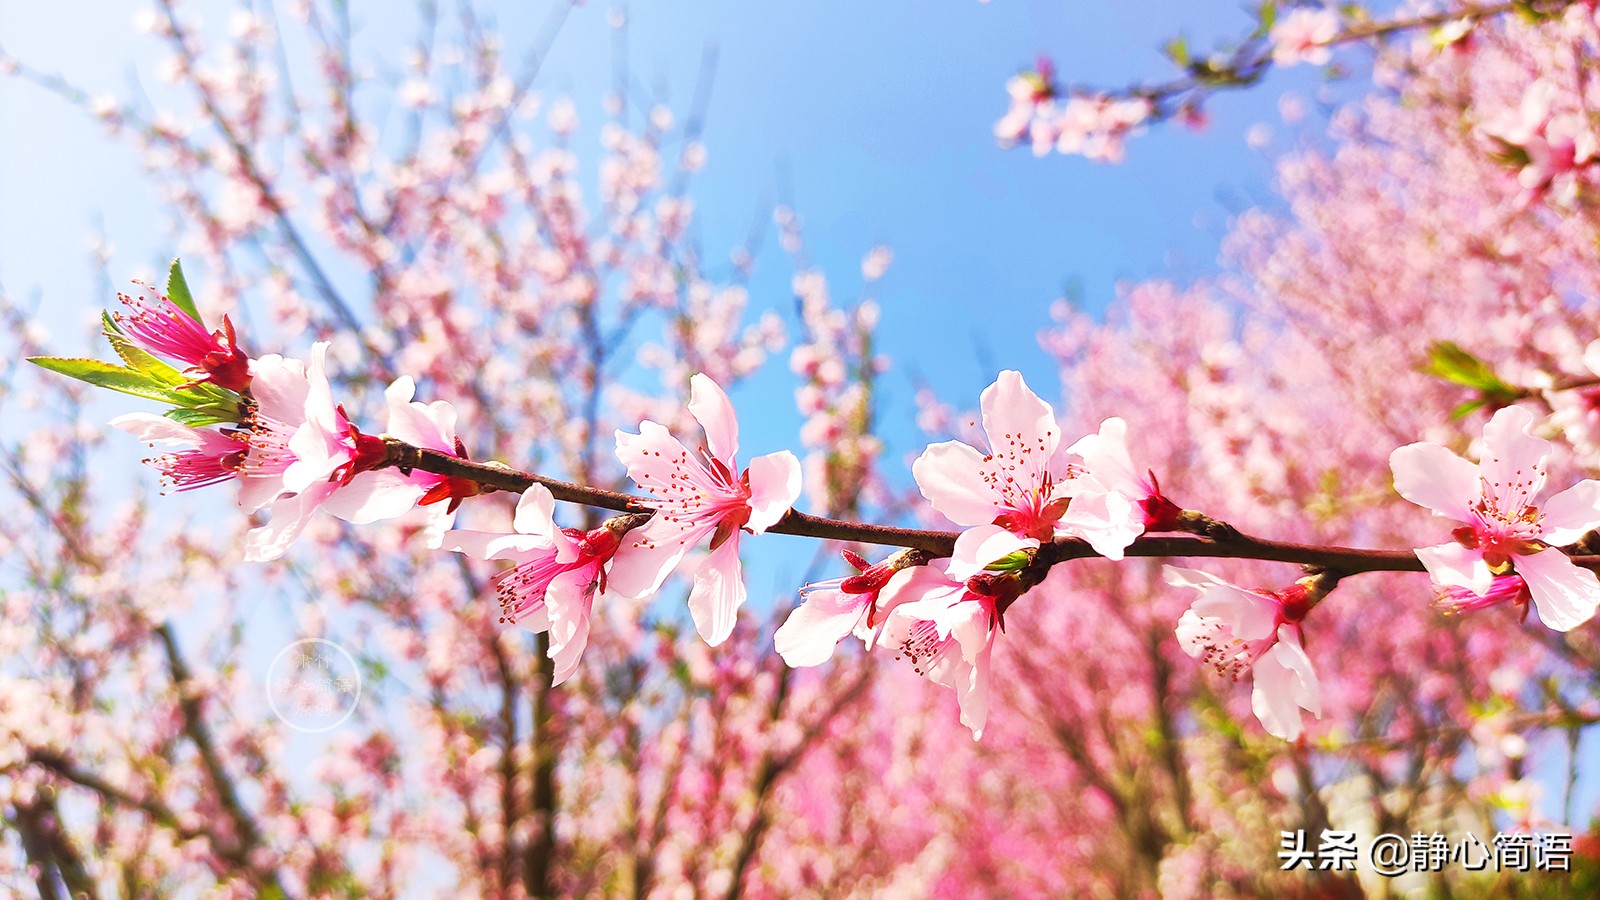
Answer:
[
  {"left": 39, "top": 266, "right": 1600, "bottom": 747},
  {"left": 992, "top": 59, "right": 1153, "bottom": 163}
]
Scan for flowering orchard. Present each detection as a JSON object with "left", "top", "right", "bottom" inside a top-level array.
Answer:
[{"left": 5, "top": 0, "right": 1600, "bottom": 896}]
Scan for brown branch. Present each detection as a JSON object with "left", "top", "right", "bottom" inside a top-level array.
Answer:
[{"left": 377, "top": 437, "right": 1600, "bottom": 576}]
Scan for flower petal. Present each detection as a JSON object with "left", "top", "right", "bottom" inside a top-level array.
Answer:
[
  {"left": 1538, "top": 479, "right": 1600, "bottom": 546},
  {"left": 774, "top": 582, "right": 867, "bottom": 667},
  {"left": 1250, "top": 627, "right": 1320, "bottom": 741},
  {"left": 242, "top": 482, "right": 338, "bottom": 561},
  {"left": 1479, "top": 405, "right": 1549, "bottom": 500},
  {"left": 911, "top": 440, "right": 1004, "bottom": 526},
  {"left": 688, "top": 372, "right": 739, "bottom": 465},
  {"left": 687, "top": 533, "right": 746, "bottom": 647},
  {"left": 980, "top": 370, "right": 1059, "bottom": 461},
  {"left": 245, "top": 354, "right": 309, "bottom": 424},
  {"left": 605, "top": 517, "right": 708, "bottom": 599},
  {"left": 1165, "top": 566, "right": 1279, "bottom": 642},
  {"left": 745, "top": 450, "right": 802, "bottom": 534},
  {"left": 111, "top": 412, "right": 206, "bottom": 447},
  {"left": 513, "top": 484, "right": 579, "bottom": 561},
  {"left": 384, "top": 376, "right": 457, "bottom": 453},
  {"left": 1416, "top": 541, "right": 1495, "bottom": 597},
  {"left": 321, "top": 470, "right": 427, "bottom": 524},
  {"left": 545, "top": 566, "right": 595, "bottom": 686},
  {"left": 1389, "top": 441, "right": 1479, "bottom": 520},
  {"left": 436, "top": 529, "right": 549, "bottom": 561},
  {"left": 1066, "top": 417, "right": 1146, "bottom": 498},
  {"left": 1055, "top": 488, "right": 1143, "bottom": 560},
  {"left": 1514, "top": 548, "right": 1600, "bottom": 632}
]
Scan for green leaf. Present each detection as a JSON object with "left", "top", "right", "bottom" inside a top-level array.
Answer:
[
  {"left": 1422, "top": 342, "right": 1518, "bottom": 398},
  {"left": 29, "top": 356, "right": 185, "bottom": 404},
  {"left": 165, "top": 258, "right": 203, "bottom": 324},
  {"left": 1163, "top": 35, "right": 1191, "bottom": 68},
  {"left": 1258, "top": 1, "right": 1277, "bottom": 33},
  {"left": 1450, "top": 398, "right": 1489, "bottom": 420}
]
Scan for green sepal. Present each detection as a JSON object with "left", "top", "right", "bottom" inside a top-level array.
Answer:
[
  {"left": 165, "top": 258, "right": 203, "bottom": 324},
  {"left": 984, "top": 550, "right": 1033, "bottom": 573}
]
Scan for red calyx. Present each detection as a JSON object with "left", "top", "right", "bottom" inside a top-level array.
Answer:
[{"left": 200, "top": 315, "right": 252, "bottom": 392}]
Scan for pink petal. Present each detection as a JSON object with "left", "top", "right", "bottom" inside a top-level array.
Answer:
[
  {"left": 283, "top": 422, "right": 344, "bottom": 494},
  {"left": 688, "top": 373, "right": 740, "bottom": 465},
  {"left": 1514, "top": 548, "right": 1600, "bottom": 632},
  {"left": 321, "top": 470, "right": 427, "bottom": 524},
  {"left": 245, "top": 354, "right": 309, "bottom": 424},
  {"left": 745, "top": 450, "right": 802, "bottom": 534},
  {"left": 513, "top": 484, "right": 578, "bottom": 561},
  {"left": 1479, "top": 406, "right": 1549, "bottom": 500},
  {"left": 616, "top": 421, "right": 694, "bottom": 488},
  {"left": 1165, "top": 566, "right": 1278, "bottom": 642},
  {"left": 1389, "top": 441, "right": 1479, "bottom": 520},
  {"left": 237, "top": 473, "right": 288, "bottom": 514},
  {"left": 868, "top": 563, "right": 960, "bottom": 647},
  {"left": 946, "top": 524, "right": 1037, "bottom": 580},
  {"left": 436, "top": 529, "right": 549, "bottom": 561},
  {"left": 774, "top": 585, "right": 868, "bottom": 667},
  {"left": 1066, "top": 417, "right": 1146, "bottom": 498},
  {"left": 110, "top": 412, "right": 207, "bottom": 447},
  {"left": 242, "top": 482, "right": 338, "bottom": 561},
  {"left": 1416, "top": 541, "right": 1495, "bottom": 597},
  {"left": 383, "top": 376, "right": 457, "bottom": 453},
  {"left": 605, "top": 517, "right": 708, "bottom": 599},
  {"left": 301, "top": 342, "right": 341, "bottom": 436},
  {"left": 1250, "top": 627, "right": 1320, "bottom": 740},
  {"left": 1054, "top": 488, "right": 1142, "bottom": 560},
  {"left": 687, "top": 533, "right": 746, "bottom": 647},
  {"left": 911, "top": 440, "right": 1004, "bottom": 526},
  {"left": 979, "top": 370, "right": 1059, "bottom": 460},
  {"left": 545, "top": 567, "right": 595, "bottom": 686},
  {"left": 1538, "top": 479, "right": 1600, "bottom": 546}
]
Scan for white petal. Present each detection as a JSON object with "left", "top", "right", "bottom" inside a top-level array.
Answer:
[
  {"left": 745, "top": 451, "right": 802, "bottom": 534},
  {"left": 774, "top": 587, "right": 867, "bottom": 668},
  {"left": 1416, "top": 541, "right": 1495, "bottom": 597},
  {"left": 1250, "top": 628, "right": 1320, "bottom": 741},
  {"left": 1066, "top": 417, "right": 1146, "bottom": 497},
  {"left": 321, "top": 471, "right": 426, "bottom": 524},
  {"left": 1389, "top": 441, "right": 1479, "bottom": 520},
  {"left": 245, "top": 354, "right": 309, "bottom": 424},
  {"left": 436, "top": 529, "right": 548, "bottom": 561},
  {"left": 384, "top": 376, "right": 457, "bottom": 452},
  {"left": 911, "top": 441, "right": 1004, "bottom": 527},
  {"left": 1514, "top": 548, "right": 1600, "bottom": 632},
  {"left": 242, "top": 482, "right": 337, "bottom": 561},
  {"left": 1055, "top": 489, "right": 1143, "bottom": 560},
  {"left": 605, "top": 517, "right": 705, "bottom": 599},
  {"left": 514, "top": 484, "right": 577, "bottom": 561},
  {"left": 686, "top": 534, "right": 746, "bottom": 647},
  {"left": 1538, "top": 480, "right": 1600, "bottom": 546},
  {"left": 979, "top": 370, "right": 1059, "bottom": 461},
  {"left": 544, "top": 568, "right": 595, "bottom": 686},
  {"left": 688, "top": 373, "right": 739, "bottom": 464},
  {"left": 110, "top": 412, "right": 203, "bottom": 446},
  {"left": 1479, "top": 406, "right": 1549, "bottom": 500}
]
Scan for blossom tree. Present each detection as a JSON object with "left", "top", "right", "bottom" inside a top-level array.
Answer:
[{"left": 4, "top": 0, "right": 1600, "bottom": 897}]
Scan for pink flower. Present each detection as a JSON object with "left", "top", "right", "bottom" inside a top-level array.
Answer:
[
  {"left": 1066, "top": 416, "right": 1184, "bottom": 532},
  {"left": 322, "top": 376, "right": 478, "bottom": 546},
  {"left": 910, "top": 370, "right": 1143, "bottom": 557},
  {"left": 1166, "top": 566, "right": 1322, "bottom": 741},
  {"left": 440, "top": 485, "right": 622, "bottom": 686},
  {"left": 874, "top": 525, "right": 1038, "bottom": 740},
  {"left": 610, "top": 373, "right": 802, "bottom": 646},
  {"left": 1436, "top": 574, "right": 1532, "bottom": 619},
  {"left": 114, "top": 284, "right": 251, "bottom": 392},
  {"left": 1483, "top": 82, "right": 1598, "bottom": 204},
  {"left": 1390, "top": 405, "right": 1600, "bottom": 631},
  {"left": 774, "top": 548, "right": 926, "bottom": 667},
  {"left": 1270, "top": 8, "right": 1339, "bottom": 68},
  {"left": 235, "top": 351, "right": 313, "bottom": 514},
  {"left": 110, "top": 414, "right": 247, "bottom": 491}
]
